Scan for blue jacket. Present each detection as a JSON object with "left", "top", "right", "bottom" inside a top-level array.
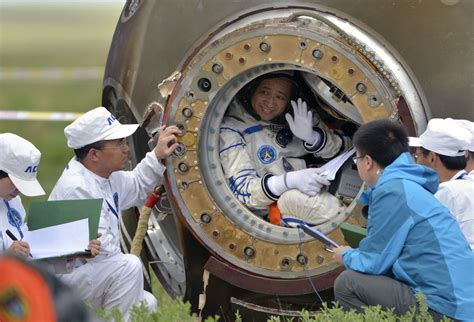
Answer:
[{"left": 342, "top": 152, "right": 474, "bottom": 320}]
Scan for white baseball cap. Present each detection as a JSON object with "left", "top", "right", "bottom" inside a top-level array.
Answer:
[
  {"left": 65, "top": 107, "right": 139, "bottom": 149},
  {"left": 0, "top": 133, "right": 45, "bottom": 196},
  {"left": 455, "top": 119, "right": 474, "bottom": 152},
  {"left": 409, "top": 118, "right": 471, "bottom": 157}
]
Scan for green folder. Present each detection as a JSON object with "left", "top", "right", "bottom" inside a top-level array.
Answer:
[
  {"left": 340, "top": 222, "right": 367, "bottom": 248},
  {"left": 27, "top": 199, "right": 103, "bottom": 241}
]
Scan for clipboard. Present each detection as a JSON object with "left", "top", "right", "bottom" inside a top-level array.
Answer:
[
  {"left": 27, "top": 199, "right": 102, "bottom": 241},
  {"left": 298, "top": 224, "right": 340, "bottom": 248},
  {"left": 340, "top": 222, "right": 367, "bottom": 248}
]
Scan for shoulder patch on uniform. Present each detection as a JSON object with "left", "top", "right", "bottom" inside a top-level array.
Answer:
[{"left": 257, "top": 145, "right": 277, "bottom": 164}]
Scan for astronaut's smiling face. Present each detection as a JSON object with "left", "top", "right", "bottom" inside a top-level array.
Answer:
[{"left": 250, "top": 78, "right": 292, "bottom": 121}]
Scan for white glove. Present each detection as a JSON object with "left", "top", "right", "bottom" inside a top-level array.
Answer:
[
  {"left": 267, "top": 168, "right": 330, "bottom": 197},
  {"left": 285, "top": 98, "right": 321, "bottom": 145}
]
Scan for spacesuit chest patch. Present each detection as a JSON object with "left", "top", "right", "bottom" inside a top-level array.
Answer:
[{"left": 257, "top": 145, "right": 277, "bottom": 164}]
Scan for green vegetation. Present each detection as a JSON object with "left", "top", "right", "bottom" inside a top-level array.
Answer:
[
  {"left": 0, "top": 4, "right": 451, "bottom": 322},
  {"left": 0, "top": 4, "right": 120, "bottom": 67},
  {"left": 1, "top": 3, "right": 211, "bottom": 320},
  {"left": 95, "top": 292, "right": 450, "bottom": 321},
  {"left": 0, "top": 3, "right": 122, "bottom": 209}
]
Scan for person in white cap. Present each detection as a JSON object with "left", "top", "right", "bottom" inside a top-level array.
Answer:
[
  {"left": 409, "top": 118, "right": 474, "bottom": 250},
  {"left": 456, "top": 119, "right": 474, "bottom": 174},
  {"left": 0, "top": 133, "right": 100, "bottom": 261},
  {"left": 332, "top": 119, "right": 473, "bottom": 321},
  {"left": 0, "top": 133, "right": 46, "bottom": 257},
  {"left": 219, "top": 72, "right": 351, "bottom": 227},
  {"left": 48, "top": 107, "right": 180, "bottom": 319}
]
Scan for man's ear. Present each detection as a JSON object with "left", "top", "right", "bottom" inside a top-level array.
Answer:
[
  {"left": 428, "top": 151, "right": 438, "bottom": 167},
  {"left": 365, "top": 154, "right": 375, "bottom": 171},
  {"left": 87, "top": 149, "right": 101, "bottom": 162}
]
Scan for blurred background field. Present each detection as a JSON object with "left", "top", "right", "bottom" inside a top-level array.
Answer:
[
  {"left": 0, "top": 1, "right": 190, "bottom": 316},
  {"left": 0, "top": 2, "right": 123, "bottom": 209}
]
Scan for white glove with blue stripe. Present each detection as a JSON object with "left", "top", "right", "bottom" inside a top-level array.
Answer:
[
  {"left": 285, "top": 98, "right": 321, "bottom": 145},
  {"left": 267, "top": 168, "right": 330, "bottom": 197}
]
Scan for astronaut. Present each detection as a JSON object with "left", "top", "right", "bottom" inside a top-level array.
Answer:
[{"left": 219, "top": 72, "right": 351, "bottom": 226}]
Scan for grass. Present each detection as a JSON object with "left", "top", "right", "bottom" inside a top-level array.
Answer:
[
  {"left": 0, "top": 4, "right": 454, "bottom": 321},
  {"left": 0, "top": 3, "right": 121, "bottom": 209},
  {"left": 0, "top": 4, "right": 120, "bottom": 67},
  {"left": 0, "top": 3, "right": 205, "bottom": 320},
  {"left": 97, "top": 291, "right": 451, "bottom": 322}
]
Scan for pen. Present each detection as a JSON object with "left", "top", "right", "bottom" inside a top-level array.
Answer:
[
  {"left": 6, "top": 229, "right": 33, "bottom": 257},
  {"left": 5, "top": 229, "right": 17, "bottom": 241}
]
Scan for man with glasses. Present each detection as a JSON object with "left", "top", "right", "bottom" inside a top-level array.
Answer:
[
  {"left": 409, "top": 118, "right": 473, "bottom": 250},
  {"left": 333, "top": 119, "right": 473, "bottom": 321},
  {"left": 49, "top": 107, "right": 180, "bottom": 319}
]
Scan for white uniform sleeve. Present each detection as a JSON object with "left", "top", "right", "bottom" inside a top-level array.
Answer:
[
  {"left": 219, "top": 123, "right": 274, "bottom": 210},
  {"left": 0, "top": 196, "right": 28, "bottom": 252},
  {"left": 112, "top": 151, "right": 165, "bottom": 210},
  {"left": 435, "top": 183, "right": 474, "bottom": 250},
  {"left": 435, "top": 186, "right": 457, "bottom": 218}
]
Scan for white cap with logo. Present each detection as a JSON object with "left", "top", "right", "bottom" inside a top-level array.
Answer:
[
  {"left": 408, "top": 118, "right": 472, "bottom": 157},
  {"left": 65, "top": 107, "right": 139, "bottom": 149},
  {"left": 0, "top": 133, "right": 46, "bottom": 196}
]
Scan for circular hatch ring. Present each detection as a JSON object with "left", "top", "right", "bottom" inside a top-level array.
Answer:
[{"left": 163, "top": 5, "right": 428, "bottom": 279}]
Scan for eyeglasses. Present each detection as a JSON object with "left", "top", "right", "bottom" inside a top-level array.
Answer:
[
  {"left": 412, "top": 152, "right": 422, "bottom": 160},
  {"left": 352, "top": 155, "right": 365, "bottom": 165},
  {"left": 99, "top": 138, "right": 128, "bottom": 151}
]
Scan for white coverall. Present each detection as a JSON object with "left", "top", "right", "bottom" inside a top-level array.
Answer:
[
  {"left": 1, "top": 196, "right": 73, "bottom": 272},
  {"left": 1, "top": 196, "right": 28, "bottom": 252},
  {"left": 219, "top": 99, "right": 350, "bottom": 225},
  {"left": 49, "top": 151, "right": 162, "bottom": 318},
  {"left": 435, "top": 170, "right": 474, "bottom": 250}
]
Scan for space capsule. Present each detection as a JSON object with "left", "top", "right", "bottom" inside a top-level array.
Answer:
[{"left": 102, "top": 0, "right": 473, "bottom": 318}]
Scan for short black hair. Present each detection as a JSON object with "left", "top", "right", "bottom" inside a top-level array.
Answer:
[
  {"left": 0, "top": 170, "right": 8, "bottom": 179},
  {"left": 74, "top": 141, "right": 105, "bottom": 160},
  {"left": 420, "top": 147, "right": 467, "bottom": 170},
  {"left": 353, "top": 119, "right": 409, "bottom": 167}
]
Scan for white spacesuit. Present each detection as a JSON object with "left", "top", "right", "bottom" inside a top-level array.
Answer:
[{"left": 220, "top": 97, "right": 351, "bottom": 225}]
